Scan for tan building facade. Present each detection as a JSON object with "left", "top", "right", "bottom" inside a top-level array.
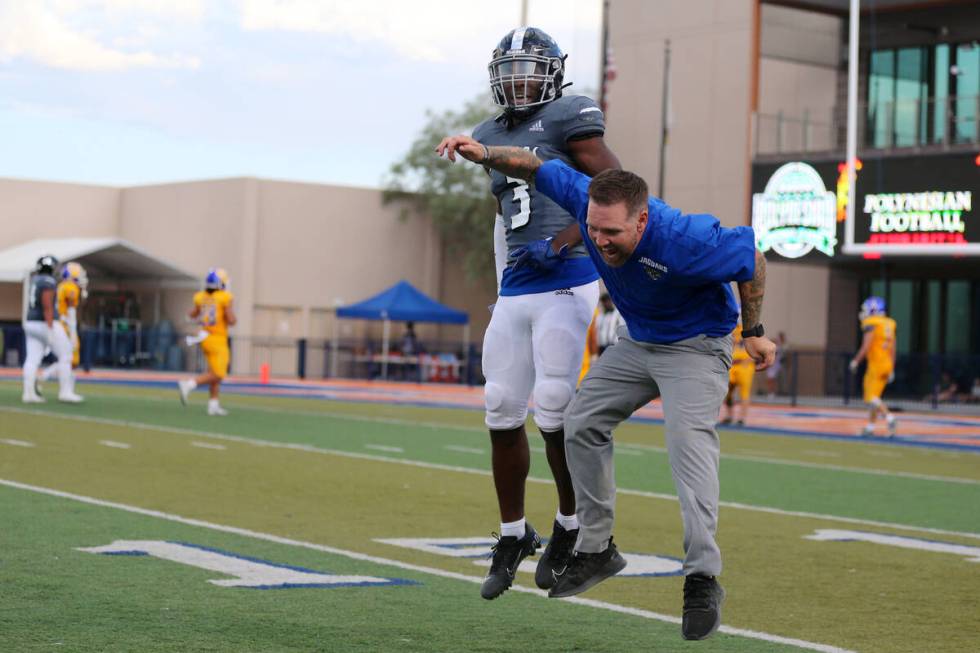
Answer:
[{"left": 0, "top": 176, "right": 496, "bottom": 376}]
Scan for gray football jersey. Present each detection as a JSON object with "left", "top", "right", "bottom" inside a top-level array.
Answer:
[
  {"left": 26, "top": 273, "right": 58, "bottom": 321},
  {"left": 473, "top": 95, "right": 605, "bottom": 262}
]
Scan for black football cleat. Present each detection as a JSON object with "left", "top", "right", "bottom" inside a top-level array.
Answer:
[
  {"left": 535, "top": 521, "right": 579, "bottom": 590},
  {"left": 682, "top": 574, "right": 726, "bottom": 640},
  {"left": 480, "top": 523, "right": 540, "bottom": 600},
  {"left": 548, "top": 537, "right": 627, "bottom": 598}
]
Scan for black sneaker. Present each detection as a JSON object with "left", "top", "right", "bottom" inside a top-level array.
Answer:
[
  {"left": 480, "top": 524, "right": 541, "bottom": 600},
  {"left": 548, "top": 537, "right": 627, "bottom": 598},
  {"left": 682, "top": 574, "right": 726, "bottom": 640},
  {"left": 535, "top": 521, "right": 579, "bottom": 590}
]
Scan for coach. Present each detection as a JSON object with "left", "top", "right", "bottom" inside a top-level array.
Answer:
[{"left": 436, "top": 135, "right": 776, "bottom": 640}]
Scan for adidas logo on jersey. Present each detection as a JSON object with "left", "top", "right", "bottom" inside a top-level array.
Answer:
[
  {"left": 554, "top": 288, "right": 574, "bottom": 296},
  {"left": 528, "top": 120, "right": 544, "bottom": 132}
]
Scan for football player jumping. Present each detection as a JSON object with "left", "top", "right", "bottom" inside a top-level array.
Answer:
[
  {"left": 467, "top": 27, "right": 621, "bottom": 600},
  {"left": 178, "top": 268, "right": 236, "bottom": 416},
  {"left": 849, "top": 296, "right": 898, "bottom": 437}
]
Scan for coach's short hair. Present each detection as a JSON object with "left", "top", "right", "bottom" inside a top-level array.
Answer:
[{"left": 588, "top": 169, "right": 649, "bottom": 217}]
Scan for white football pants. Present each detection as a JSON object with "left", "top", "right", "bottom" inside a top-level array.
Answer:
[
  {"left": 22, "top": 320, "right": 72, "bottom": 396},
  {"left": 482, "top": 280, "right": 599, "bottom": 432}
]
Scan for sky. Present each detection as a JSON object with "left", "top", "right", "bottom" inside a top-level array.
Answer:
[{"left": 0, "top": 0, "right": 603, "bottom": 189}]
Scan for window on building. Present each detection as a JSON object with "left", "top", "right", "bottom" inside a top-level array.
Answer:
[
  {"left": 867, "top": 42, "right": 979, "bottom": 148},
  {"left": 954, "top": 44, "right": 979, "bottom": 143}
]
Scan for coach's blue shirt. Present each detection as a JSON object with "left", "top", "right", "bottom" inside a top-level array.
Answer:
[{"left": 535, "top": 159, "right": 756, "bottom": 344}]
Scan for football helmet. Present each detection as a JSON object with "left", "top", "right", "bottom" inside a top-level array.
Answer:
[
  {"left": 858, "top": 296, "right": 886, "bottom": 321},
  {"left": 204, "top": 267, "right": 229, "bottom": 291},
  {"left": 35, "top": 255, "right": 58, "bottom": 275},
  {"left": 61, "top": 261, "right": 88, "bottom": 289},
  {"left": 489, "top": 27, "right": 566, "bottom": 120}
]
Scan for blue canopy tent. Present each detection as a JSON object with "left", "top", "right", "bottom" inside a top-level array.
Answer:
[{"left": 334, "top": 280, "right": 470, "bottom": 381}]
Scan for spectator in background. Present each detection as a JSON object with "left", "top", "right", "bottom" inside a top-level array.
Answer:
[
  {"left": 400, "top": 321, "right": 419, "bottom": 357},
  {"left": 966, "top": 377, "right": 980, "bottom": 404},
  {"left": 765, "top": 331, "right": 787, "bottom": 399},
  {"left": 594, "top": 293, "right": 625, "bottom": 356},
  {"left": 934, "top": 372, "right": 960, "bottom": 403}
]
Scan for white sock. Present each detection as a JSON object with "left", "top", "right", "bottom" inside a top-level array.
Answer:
[
  {"left": 39, "top": 365, "right": 54, "bottom": 382},
  {"left": 556, "top": 510, "right": 579, "bottom": 531},
  {"left": 886, "top": 414, "right": 896, "bottom": 424},
  {"left": 208, "top": 398, "right": 220, "bottom": 410},
  {"left": 500, "top": 517, "right": 525, "bottom": 539}
]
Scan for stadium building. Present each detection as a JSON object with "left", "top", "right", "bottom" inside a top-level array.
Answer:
[
  {"left": 604, "top": 0, "right": 980, "bottom": 401},
  {"left": 0, "top": 177, "right": 493, "bottom": 379}
]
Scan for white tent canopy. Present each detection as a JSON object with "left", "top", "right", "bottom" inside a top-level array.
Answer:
[{"left": 0, "top": 238, "right": 197, "bottom": 286}]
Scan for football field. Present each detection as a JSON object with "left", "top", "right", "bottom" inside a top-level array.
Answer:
[{"left": 2, "top": 380, "right": 979, "bottom": 652}]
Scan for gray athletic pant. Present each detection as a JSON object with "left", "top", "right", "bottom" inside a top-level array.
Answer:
[{"left": 563, "top": 328, "right": 732, "bottom": 576}]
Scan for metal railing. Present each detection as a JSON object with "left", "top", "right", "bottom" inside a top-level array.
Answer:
[
  {"left": 778, "top": 350, "right": 980, "bottom": 412},
  {"left": 0, "top": 325, "right": 484, "bottom": 385},
  {"left": 753, "top": 94, "right": 980, "bottom": 156}
]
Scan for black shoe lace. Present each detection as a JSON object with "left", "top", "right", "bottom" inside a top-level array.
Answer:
[
  {"left": 549, "top": 527, "right": 577, "bottom": 563},
  {"left": 487, "top": 532, "right": 518, "bottom": 574}
]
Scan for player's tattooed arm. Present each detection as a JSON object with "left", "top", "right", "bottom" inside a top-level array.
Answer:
[
  {"left": 738, "top": 249, "right": 766, "bottom": 329},
  {"left": 483, "top": 146, "right": 542, "bottom": 182},
  {"left": 436, "top": 135, "right": 541, "bottom": 182}
]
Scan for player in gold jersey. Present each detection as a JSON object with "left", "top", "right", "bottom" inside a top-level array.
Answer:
[
  {"left": 849, "top": 296, "right": 897, "bottom": 437},
  {"left": 178, "top": 268, "right": 236, "bottom": 416},
  {"left": 38, "top": 262, "right": 87, "bottom": 400},
  {"left": 721, "top": 326, "right": 754, "bottom": 426}
]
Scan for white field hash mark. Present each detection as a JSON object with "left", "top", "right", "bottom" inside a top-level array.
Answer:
[
  {"left": 191, "top": 441, "right": 227, "bottom": 451},
  {"left": 3, "top": 406, "right": 979, "bottom": 542},
  {"left": 1, "top": 438, "right": 34, "bottom": 447},
  {"left": 365, "top": 444, "right": 404, "bottom": 453},
  {"left": 99, "top": 440, "right": 131, "bottom": 449},
  {"left": 444, "top": 445, "right": 484, "bottom": 455},
  {"left": 0, "top": 478, "right": 855, "bottom": 653}
]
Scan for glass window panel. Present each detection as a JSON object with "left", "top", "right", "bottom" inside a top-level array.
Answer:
[
  {"left": 954, "top": 44, "right": 979, "bottom": 143},
  {"left": 933, "top": 45, "right": 949, "bottom": 143},
  {"left": 946, "top": 281, "right": 970, "bottom": 353},
  {"left": 889, "top": 280, "right": 913, "bottom": 354},
  {"left": 895, "top": 48, "right": 925, "bottom": 146},
  {"left": 869, "top": 51, "right": 895, "bottom": 148}
]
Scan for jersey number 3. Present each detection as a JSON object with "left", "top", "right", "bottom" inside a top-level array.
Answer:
[{"left": 507, "top": 176, "right": 531, "bottom": 229}]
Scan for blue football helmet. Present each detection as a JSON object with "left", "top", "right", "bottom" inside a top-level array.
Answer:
[
  {"left": 488, "top": 27, "right": 567, "bottom": 120},
  {"left": 858, "top": 296, "right": 886, "bottom": 321}
]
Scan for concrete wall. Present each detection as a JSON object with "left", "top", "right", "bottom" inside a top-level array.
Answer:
[
  {"left": 756, "top": 4, "right": 841, "bottom": 154},
  {"left": 606, "top": 0, "right": 755, "bottom": 227},
  {"left": 0, "top": 178, "right": 119, "bottom": 251}
]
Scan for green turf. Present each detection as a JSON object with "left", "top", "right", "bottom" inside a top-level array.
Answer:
[{"left": 2, "top": 380, "right": 980, "bottom": 652}]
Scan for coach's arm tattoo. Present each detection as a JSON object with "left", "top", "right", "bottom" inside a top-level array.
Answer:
[
  {"left": 738, "top": 249, "right": 766, "bottom": 329},
  {"left": 484, "top": 146, "right": 542, "bottom": 182}
]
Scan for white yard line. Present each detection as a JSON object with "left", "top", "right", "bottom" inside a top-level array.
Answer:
[
  {"left": 0, "top": 478, "right": 855, "bottom": 653},
  {"left": 62, "top": 391, "right": 980, "bottom": 484},
  {"left": 623, "top": 441, "right": 980, "bottom": 486},
  {"left": 1, "top": 438, "right": 34, "bottom": 447},
  {"left": 3, "top": 405, "right": 979, "bottom": 542}
]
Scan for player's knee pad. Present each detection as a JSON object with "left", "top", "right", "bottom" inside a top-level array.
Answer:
[
  {"left": 533, "top": 378, "right": 573, "bottom": 432},
  {"left": 484, "top": 381, "right": 527, "bottom": 431},
  {"left": 868, "top": 397, "right": 882, "bottom": 409}
]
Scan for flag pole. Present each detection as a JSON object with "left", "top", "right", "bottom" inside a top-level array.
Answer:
[{"left": 657, "top": 39, "right": 671, "bottom": 200}]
